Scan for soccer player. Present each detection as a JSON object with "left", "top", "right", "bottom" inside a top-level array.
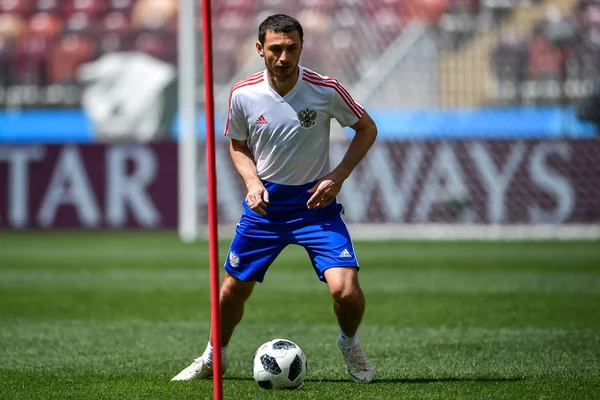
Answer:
[{"left": 172, "top": 14, "right": 378, "bottom": 383}]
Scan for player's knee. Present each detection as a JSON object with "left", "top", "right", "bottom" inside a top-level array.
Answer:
[
  {"left": 326, "top": 268, "right": 363, "bottom": 304},
  {"left": 221, "top": 276, "right": 254, "bottom": 303},
  {"left": 330, "top": 284, "right": 363, "bottom": 306}
]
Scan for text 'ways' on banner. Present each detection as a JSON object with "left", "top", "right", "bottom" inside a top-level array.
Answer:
[{"left": 0, "top": 140, "right": 599, "bottom": 229}]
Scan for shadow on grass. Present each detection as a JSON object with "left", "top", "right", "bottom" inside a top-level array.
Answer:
[
  {"left": 225, "top": 376, "right": 526, "bottom": 384},
  {"left": 371, "top": 376, "right": 526, "bottom": 384}
]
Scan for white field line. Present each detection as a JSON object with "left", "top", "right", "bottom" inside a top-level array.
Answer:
[
  {"left": 0, "top": 242, "right": 598, "bottom": 262},
  {"left": 0, "top": 247, "right": 204, "bottom": 260},
  {"left": 1, "top": 268, "right": 598, "bottom": 294},
  {"left": 207, "top": 224, "right": 600, "bottom": 241}
]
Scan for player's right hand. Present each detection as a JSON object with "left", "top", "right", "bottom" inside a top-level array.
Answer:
[{"left": 245, "top": 185, "right": 269, "bottom": 215}]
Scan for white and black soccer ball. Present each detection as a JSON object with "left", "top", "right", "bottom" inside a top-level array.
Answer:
[{"left": 252, "top": 338, "right": 307, "bottom": 390}]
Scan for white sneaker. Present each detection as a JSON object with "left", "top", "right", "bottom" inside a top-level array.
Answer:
[
  {"left": 171, "top": 355, "right": 228, "bottom": 381},
  {"left": 338, "top": 341, "right": 374, "bottom": 383}
]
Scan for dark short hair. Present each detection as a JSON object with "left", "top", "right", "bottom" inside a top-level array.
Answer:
[{"left": 258, "top": 14, "right": 304, "bottom": 45}]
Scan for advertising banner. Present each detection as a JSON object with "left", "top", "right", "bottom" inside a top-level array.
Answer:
[
  {"left": 1, "top": 140, "right": 599, "bottom": 229},
  {"left": 199, "top": 139, "right": 600, "bottom": 225},
  {"left": 0, "top": 143, "right": 177, "bottom": 229}
]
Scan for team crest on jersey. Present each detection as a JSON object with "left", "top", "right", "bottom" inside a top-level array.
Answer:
[
  {"left": 297, "top": 107, "right": 317, "bottom": 128},
  {"left": 229, "top": 252, "right": 240, "bottom": 268}
]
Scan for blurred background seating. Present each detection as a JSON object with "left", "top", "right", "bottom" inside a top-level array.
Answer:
[{"left": 0, "top": 0, "right": 597, "bottom": 109}]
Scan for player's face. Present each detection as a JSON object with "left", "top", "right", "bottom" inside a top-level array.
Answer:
[{"left": 257, "top": 30, "right": 303, "bottom": 80}]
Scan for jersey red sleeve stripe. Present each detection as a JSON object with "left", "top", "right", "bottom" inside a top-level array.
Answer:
[
  {"left": 223, "top": 77, "right": 264, "bottom": 136},
  {"left": 231, "top": 75, "right": 263, "bottom": 91},
  {"left": 234, "top": 71, "right": 263, "bottom": 85},
  {"left": 303, "top": 75, "right": 361, "bottom": 117},
  {"left": 224, "top": 90, "right": 233, "bottom": 136},
  {"left": 302, "top": 71, "right": 364, "bottom": 118},
  {"left": 302, "top": 70, "right": 364, "bottom": 117},
  {"left": 302, "top": 75, "right": 364, "bottom": 119}
]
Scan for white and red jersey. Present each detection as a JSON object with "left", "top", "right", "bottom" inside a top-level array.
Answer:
[{"left": 224, "top": 66, "right": 364, "bottom": 186}]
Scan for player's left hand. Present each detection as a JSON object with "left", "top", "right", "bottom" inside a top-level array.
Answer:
[{"left": 306, "top": 173, "right": 344, "bottom": 209}]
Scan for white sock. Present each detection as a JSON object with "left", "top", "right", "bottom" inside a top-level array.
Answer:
[
  {"left": 203, "top": 342, "right": 228, "bottom": 363},
  {"left": 338, "top": 330, "right": 358, "bottom": 349}
]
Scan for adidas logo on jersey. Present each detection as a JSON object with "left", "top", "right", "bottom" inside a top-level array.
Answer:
[
  {"left": 255, "top": 115, "right": 268, "bottom": 125},
  {"left": 339, "top": 249, "right": 353, "bottom": 259}
]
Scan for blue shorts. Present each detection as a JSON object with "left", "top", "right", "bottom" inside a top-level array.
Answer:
[{"left": 223, "top": 180, "right": 360, "bottom": 283}]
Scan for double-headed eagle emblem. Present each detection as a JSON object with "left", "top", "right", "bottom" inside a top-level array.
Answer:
[{"left": 297, "top": 107, "right": 317, "bottom": 128}]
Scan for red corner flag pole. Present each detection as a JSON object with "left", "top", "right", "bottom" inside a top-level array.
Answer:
[{"left": 201, "top": 0, "right": 222, "bottom": 399}]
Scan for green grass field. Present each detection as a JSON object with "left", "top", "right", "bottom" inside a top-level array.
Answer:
[{"left": 0, "top": 232, "right": 599, "bottom": 399}]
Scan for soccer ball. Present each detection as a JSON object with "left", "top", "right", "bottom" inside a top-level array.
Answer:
[{"left": 252, "top": 338, "right": 307, "bottom": 390}]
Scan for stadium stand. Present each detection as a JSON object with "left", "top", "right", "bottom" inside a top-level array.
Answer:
[
  {"left": 0, "top": 0, "right": 597, "bottom": 110},
  {"left": 0, "top": 0, "right": 439, "bottom": 89},
  {"left": 487, "top": 0, "right": 600, "bottom": 105}
]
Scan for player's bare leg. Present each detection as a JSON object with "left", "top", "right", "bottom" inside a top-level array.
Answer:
[
  {"left": 219, "top": 273, "right": 256, "bottom": 345},
  {"left": 324, "top": 267, "right": 374, "bottom": 383},
  {"left": 324, "top": 268, "right": 365, "bottom": 335},
  {"left": 171, "top": 273, "right": 255, "bottom": 381}
]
